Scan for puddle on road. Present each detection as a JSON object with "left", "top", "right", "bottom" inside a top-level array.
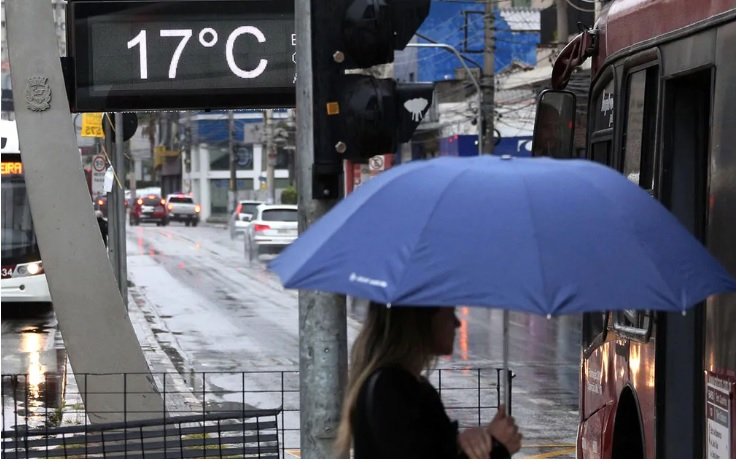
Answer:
[{"left": 2, "top": 307, "right": 68, "bottom": 431}]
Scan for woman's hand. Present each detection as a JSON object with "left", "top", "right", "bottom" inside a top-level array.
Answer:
[
  {"left": 487, "top": 405, "right": 522, "bottom": 454},
  {"left": 458, "top": 427, "right": 492, "bottom": 459}
]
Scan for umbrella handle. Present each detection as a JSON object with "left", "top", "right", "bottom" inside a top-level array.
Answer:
[{"left": 502, "top": 310, "right": 511, "bottom": 413}]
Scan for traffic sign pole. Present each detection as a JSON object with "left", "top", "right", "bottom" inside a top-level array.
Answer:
[{"left": 114, "top": 112, "right": 128, "bottom": 307}]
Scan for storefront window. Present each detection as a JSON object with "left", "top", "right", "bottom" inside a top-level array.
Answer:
[
  {"left": 208, "top": 143, "right": 254, "bottom": 171},
  {"left": 209, "top": 178, "right": 255, "bottom": 215}
]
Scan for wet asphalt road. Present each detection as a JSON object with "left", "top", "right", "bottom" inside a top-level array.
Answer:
[{"left": 2, "top": 222, "right": 580, "bottom": 458}]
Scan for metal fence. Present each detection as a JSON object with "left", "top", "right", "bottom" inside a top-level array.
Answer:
[{"left": 1, "top": 367, "right": 513, "bottom": 458}]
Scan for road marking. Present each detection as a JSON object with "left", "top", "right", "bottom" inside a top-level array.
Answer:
[
  {"left": 526, "top": 447, "right": 576, "bottom": 458},
  {"left": 285, "top": 449, "right": 301, "bottom": 458}
]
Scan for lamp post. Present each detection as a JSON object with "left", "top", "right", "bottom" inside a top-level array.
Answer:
[{"left": 405, "top": 42, "right": 484, "bottom": 155}]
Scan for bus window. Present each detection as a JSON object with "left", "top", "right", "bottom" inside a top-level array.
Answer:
[
  {"left": 591, "top": 77, "right": 615, "bottom": 132},
  {"left": 588, "top": 71, "right": 615, "bottom": 166},
  {"left": 590, "top": 141, "right": 611, "bottom": 165},
  {"left": 622, "top": 66, "right": 658, "bottom": 195},
  {"left": 582, "top": 312, "right": 608, "bottom": 352},
  {"left": 612, "top": 65, "right": 659, "bottom": 341}
]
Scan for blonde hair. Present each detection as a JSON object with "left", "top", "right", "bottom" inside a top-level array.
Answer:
[{"left": 334, "top": 303, "right": 440, "bottom": 456}]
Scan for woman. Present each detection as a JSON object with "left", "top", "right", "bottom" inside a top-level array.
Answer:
[{"left": 335, "top": 303, "right": 522, "bottom": 458}]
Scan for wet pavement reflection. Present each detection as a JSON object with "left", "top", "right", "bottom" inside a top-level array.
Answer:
[{"left": 1, "top": 304, "right": 67, "bottom": 430}]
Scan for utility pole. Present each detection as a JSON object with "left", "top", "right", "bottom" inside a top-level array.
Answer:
[
  {"left": 183, "top": 113, "right": 192, "bottom": 194},
  {"left": 297, "top": 1, "right": 348, "bottom": 457},
  {"left": 556, "top": 0, "right": 569, "bottom": 51},
  {"left": 481, "top": 0, "right": 495, "bottom": 154},
  {"left": 264, "top": 109, "right": 276, "bottom": 203},
  {"left": 105, "top": 115, "right": 117, "bottom": 268},
  {"left": 129, "top": 153, "right": 136, "bottom": 210},
  {"left": 228, "top": 110, "right": 237, "bottom": 213}
]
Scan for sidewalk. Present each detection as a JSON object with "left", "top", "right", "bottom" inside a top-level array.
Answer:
[{"left": 61, "top": 284, "right": 200, "bottom": 425}]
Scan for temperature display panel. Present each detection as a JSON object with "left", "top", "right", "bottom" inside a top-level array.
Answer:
[{"left": 68, "top": 0, "right": 295, "bottom": 111}]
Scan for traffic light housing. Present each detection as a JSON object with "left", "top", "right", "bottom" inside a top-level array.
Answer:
[{"left": 310, "top": 0, "right": 434, "bottom": 199}]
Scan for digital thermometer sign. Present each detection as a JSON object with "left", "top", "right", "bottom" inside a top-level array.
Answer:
[{"left": 67, "top": 0, "right": 295, "bottom": 111}]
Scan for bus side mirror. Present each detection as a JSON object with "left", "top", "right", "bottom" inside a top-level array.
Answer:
[{"left": 532, "top": 90, "right": 577, "bottom": 158}]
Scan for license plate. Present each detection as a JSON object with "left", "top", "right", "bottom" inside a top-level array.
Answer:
[{"left": 278, "top": 229, "right": 293, "bottom": 235}]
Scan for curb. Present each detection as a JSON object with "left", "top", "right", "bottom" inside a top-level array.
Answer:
[{"left": 127, "top": 285, "right": 203, "bottom": 413}]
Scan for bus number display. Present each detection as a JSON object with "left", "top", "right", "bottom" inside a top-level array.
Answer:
[{"left": 1, "top": 161, "right": 23, "bottom": 176}]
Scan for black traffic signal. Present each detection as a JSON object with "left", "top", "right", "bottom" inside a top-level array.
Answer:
[
  {"left": 102, "top": 113, "right": 139, "bottom": 142},
  {"left": 310, "top": 0, "right": 434, "bottom": 199}
]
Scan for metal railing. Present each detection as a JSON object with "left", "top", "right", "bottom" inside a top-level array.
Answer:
[{"left": 1, "top": 367, "right": 513, "bottom": 458}]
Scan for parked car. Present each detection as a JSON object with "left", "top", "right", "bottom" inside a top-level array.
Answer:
[
  {"left": 129, "top": 194, "right": 168, "bottom": 226},
  {"left": 244, "top": 204, "right": 298, "bottom": 261},
  {"left": 229, "top": 200, "right": 264, "bottom": 239},
  {"left": 165, "top": 193, "right": 201, "bottom": 226}
]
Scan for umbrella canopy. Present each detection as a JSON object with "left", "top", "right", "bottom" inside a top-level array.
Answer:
[{"left": 269, "top": 156, "right": 734, "bottom": 316}]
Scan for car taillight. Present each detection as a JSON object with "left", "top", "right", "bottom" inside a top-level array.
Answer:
[
  {"left": 167, "top": 204, "right": 173, "bottom": 210},
  {"left": 160, "top": 199, "right": 166, "bottom": 205},
  {"left": 97, "top": 199, "right": 104, "bottom": 206},
  {"left": 254, "top": 224, "right": 270, "bottom": 232},
  {"left": 137, "top": 199, "right": 143, "bottom": 205},
  {"left": 195, "top": 205, "right": 201, "bottom": 213},
  {"left": 235, "top": 204, "right": 242, "bottom": 214}
]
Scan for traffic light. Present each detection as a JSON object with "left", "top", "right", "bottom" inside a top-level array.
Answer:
[{"left": 310, "top": 0, "right": 434, "bottom": 199}]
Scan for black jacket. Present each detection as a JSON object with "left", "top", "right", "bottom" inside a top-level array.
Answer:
[
  {"left": 97, "top": 217, "right": 108, "bottom": 247},
  {"left": 352, "top": 366, "right": 510, "bottom": 459}
]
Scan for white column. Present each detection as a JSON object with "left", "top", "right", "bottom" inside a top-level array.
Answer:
[
  {"left": 198, "top": 144, "right": 211, "bottom": 219},
  {"left": 253, "top": 143, "right": 264, "bottom": 190}
]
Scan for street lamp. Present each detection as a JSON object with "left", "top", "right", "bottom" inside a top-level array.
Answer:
[{"left": 405, "top": 42, "right": 484, "bottom": 155}]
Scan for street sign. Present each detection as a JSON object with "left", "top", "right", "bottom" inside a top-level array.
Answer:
[
  {"left": 67, "top": 0, "right": 295, "bottom": 112},
  {"left": 81, "top": 112, "right": 104, "bottom": 137},
  {"left": 91, "top": 153, "right": 106, "bottom": 195}
]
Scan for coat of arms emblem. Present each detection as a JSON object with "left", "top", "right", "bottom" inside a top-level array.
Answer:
[{"left": 25, "top": 75, "right": 51, "bottom": 112}]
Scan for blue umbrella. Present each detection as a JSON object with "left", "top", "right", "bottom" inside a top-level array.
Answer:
[
  {"left": 270, "top": 156, "right": 735, "bottom": 315},
  {"left": 269, "top": 155, "right": 735, "bottom": 408}
]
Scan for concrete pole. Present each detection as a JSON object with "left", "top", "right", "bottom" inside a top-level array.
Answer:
[
  {"left": 228, "top": 110, "right": 237, "bottom": 213},
  {"left": 265, "top": 109, "right": 276, "bottom": 203},
  {"left": 297, "top": 0, "right": 348, "bottom": 457},
  {"left": 114, "top": 112, "right": 128, "bottom": 307},
  {"left": 482, "top": 0, "right": 495, "bottom": 154},
  {"left": 557, "top": 0, "right": 569, "bottom": 51},
  {"left": 5, "top": 0, "right": 163, "bottom": 422}
]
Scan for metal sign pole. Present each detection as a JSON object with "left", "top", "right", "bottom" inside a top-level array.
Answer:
[
  {"left": 105, "top": 115, "right": 118, "bottom": 272},
  {"left": 114, "top": 112, "right": 128, "bottom": 307}
]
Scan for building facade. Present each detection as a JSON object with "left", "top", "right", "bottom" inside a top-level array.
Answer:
[{"left": 184, "top": 111, "right": 293, "bottom": 221}]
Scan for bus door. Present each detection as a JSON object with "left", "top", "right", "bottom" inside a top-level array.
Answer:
[{"left": 656, "top": 64, "right": 712, "bottom": 459}]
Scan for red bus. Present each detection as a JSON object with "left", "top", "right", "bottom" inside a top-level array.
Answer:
[{"left": 535, "top": 0, "right": 735, "bottom": 458}]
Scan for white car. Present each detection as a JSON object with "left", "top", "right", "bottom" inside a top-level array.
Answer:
[
  {"left": 244, "top": 204, "right": 298, "bottom": 261},
  {"left": 229, "top": 200, "right": 263, "bottom": 239}
]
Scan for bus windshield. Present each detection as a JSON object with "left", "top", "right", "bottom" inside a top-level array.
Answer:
[{"left": 1, "top": 158, "right": 41, "bottom": 265}]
